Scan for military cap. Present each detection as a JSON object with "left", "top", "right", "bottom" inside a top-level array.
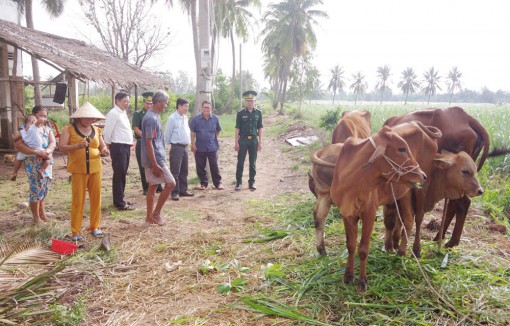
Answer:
[
  {"left": 242, "top": 90, "right": 257, "bottom": 100},
  {"left": 142, "top": 91, "right": 154, "bottom": 104}
]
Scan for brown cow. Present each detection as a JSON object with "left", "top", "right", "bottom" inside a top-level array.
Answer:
[
  {"left": 309, "top": 110, "right": 371, "bottom": 198},
  {"left": 329, "top": 125, "right": 427, "bottom": 292},
  {"left": 331, "top": 110, "right": 371, "bottom": 144},
  {"left": 384, "top": 151, "right": 484, "bottom": 257},
  {"left": 384, "top": 107, "right": 490, "bottom": 248},
  {"left": 311, "top": 121, "right": 441, "bottom": 256}
]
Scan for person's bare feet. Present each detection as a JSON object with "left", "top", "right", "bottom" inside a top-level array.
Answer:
[
  {"left": 10, "top": 174, "right": 17, "bottom": 181},
  {"left": 151, "top": 215, "right": 165, "bottom": 226},
  {"left": 40, "top": 215, "right": 50, "bottom": 222}
]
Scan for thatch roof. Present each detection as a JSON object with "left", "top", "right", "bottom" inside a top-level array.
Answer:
[{"left": 0, "top": 19, "right": 171, "bottom": 89}]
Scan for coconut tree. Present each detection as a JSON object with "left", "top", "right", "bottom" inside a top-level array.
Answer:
[
  {"left": 327, "top": 64, "right": 345, "bottom": 105},
  {"left": 13, "top": 0, "right": 67, "bottom": 105},
  {"left": 398, "top": 67, "right": 420, "bottom": 104},
  {"left": 422, "top": 66, "right": 442, "bottom": 105},
  {"left": 260, "top": 0, "right": 327, "bottom": 114},
  {"left": 216, "top": 0, "right": 261, "bottom": 111},
  {"left": 375, "top": 64, "right": 391, "bottom": 104},
  {"left": 349, "top": 71, "right": 368, "bottom": 105},
  {"left": 447, "top": 66, "right": 462, "bottom": 105}
]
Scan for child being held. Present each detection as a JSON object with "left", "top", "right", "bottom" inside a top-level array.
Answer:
[{"left": 11, "top": 115, "right": 52, "bottom": 180}]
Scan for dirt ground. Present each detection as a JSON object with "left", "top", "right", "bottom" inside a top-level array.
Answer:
[{"left": 1, "top": 112, "right": 509, "bottom": 325}]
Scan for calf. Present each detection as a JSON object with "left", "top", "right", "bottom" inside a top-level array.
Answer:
[
  {"left": 384, "top": 107, "right": 490, "bottom": 247},
  {"left": 311, "top": 121, "right": 441, "bottom": 256},
  {"left": 384, "top": 151, "right": 483, "bottom": 257},
  {"left": 329, "top": 126, "right": 427, "bottom": 292}
]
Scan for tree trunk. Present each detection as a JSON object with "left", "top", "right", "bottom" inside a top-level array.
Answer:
[
  {"left": 449, "top": 90, "right": 453, "bottom": 105},
  {"left": 26, "top": 0, "right": 42, "bottom": 106},
  {"left": 332, "top": 91, "right": 336, "bottom": 105},
  {"left": 278, "top": 60, "right": 291, "bottom": 115},
  {"left": 191, "top": 0, "right": 202, "bottom": 116},
  {"left": 404, "top": 91, "right": 409, "bottom": 104}
]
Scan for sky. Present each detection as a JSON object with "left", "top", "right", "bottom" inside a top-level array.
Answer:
[{"left": 25, "top": 0, "right": 510, "bottom": 92}]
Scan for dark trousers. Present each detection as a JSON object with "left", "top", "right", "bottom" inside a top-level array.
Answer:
[
  {"left": 135, "top": 139, "right": 148, "bottom": 192},
  {"left": 169, "top": 144, "right": 189, "bottom": 195},
  {"left": 110, "top": 143, "right": 131, "bottom": 207},
  {"left": 195, "top": 151, "right": 222, "bottom": 187},
  {"left": 236, "top": 137, "right": 258, "bottom": 184}
]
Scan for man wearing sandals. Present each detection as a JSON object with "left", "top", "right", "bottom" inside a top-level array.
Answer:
[
  {"left": 141, "top": 90, "right": 176, "bottom": 225},
  {"left": 190, "top": 100, "right": 224, "bottom": 190}
]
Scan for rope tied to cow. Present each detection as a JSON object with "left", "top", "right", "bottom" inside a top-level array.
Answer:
[{"left": 367, "top": 137, "right": 422, "bottom": 183}]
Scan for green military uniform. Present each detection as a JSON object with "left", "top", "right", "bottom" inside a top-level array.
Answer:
[
  {"left": 235, "top": 91, "right": 263, "bottom": 188},
  {"left": 132, "top": 92, "right": 153, "bottom": 194}
]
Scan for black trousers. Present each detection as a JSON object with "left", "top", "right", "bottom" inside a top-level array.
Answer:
[
  {"left": 169, "top": 144, "right": 189, "bottom": 195},
  {"left": 110, "top": 143, "right": 131, "bottom": 207},
  {"left": 195, "top": 151, "right": 222, "bottom": 187},
  {"left": 135, "top": 139, "right": 148, "bottom": 192}
]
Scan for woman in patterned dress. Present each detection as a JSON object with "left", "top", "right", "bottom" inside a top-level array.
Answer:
[{"left": 14, "top": 105, "right": 56, "bottom": 223}]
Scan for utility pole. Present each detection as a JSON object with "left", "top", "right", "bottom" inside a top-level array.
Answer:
[{"left": 195, "top": 0, "right": 211, "bottom": 116}]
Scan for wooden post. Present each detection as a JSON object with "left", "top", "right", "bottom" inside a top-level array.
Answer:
[
  {"left": 66, "top": 71, "right": 79, "bottom": 120},
  {"left": 0, "top": 41, "right": 13, "bottom": 148}
]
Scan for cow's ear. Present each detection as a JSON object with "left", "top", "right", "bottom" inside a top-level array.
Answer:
[
  {"left": 341, "top": 111, "right": 349, "bottom": 118},
  {"left": 362, "top": 110, "right": 371, "bottom": 120},
  {"left": 433, "top": 153, "right": 455, "bottom": 169},
  {"left": 380, "top": 126, "right": 393, "bottom": 140},
  {"left": 366, "top": 144, "right": 386, "bottom": 166}
]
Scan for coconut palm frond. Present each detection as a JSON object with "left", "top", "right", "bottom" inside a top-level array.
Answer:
[
  {"left": 0, "top": 241, "right": 60, "bottom": 267},
  {"left": 0, "top": 263, "right": 65, "bottom": 324}
]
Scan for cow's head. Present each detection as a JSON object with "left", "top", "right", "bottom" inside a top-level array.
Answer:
[
  {"left": 433, "top": 150, "right": 484, "bottom": 199},
  {"left": 367, "top": 126, "right": 427, "bottom": 188}
]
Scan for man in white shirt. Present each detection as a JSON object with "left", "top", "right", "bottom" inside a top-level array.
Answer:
[
  {"left": 164, "top": 98, "right": 194, "bottom": 201},
  {"left": 103, "top": 91, "right": 135, "bottom": 210}
]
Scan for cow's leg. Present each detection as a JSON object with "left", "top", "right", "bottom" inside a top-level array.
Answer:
[
  {"left": 357, "top": 211, "right": 376, "bottom": 292},
  {"left": 446, "top": 196, "right": 470, "bottom": 248},
  {"left": 412, "top": 191, "right": 426, "bottom": 258},
  {"left": 342, "top": 215, "right": 358, "bottom": 285},
  {"left": 313, "top": 195, "right": 332, "bottom": 255},
  {"left": 434, "top": 198, "right": 457, "bottom": 241},
  {"left": 397, "top": 195, "right": 414, "bottom": 257},
  {"left": 383, "top": 204, "right": 397, "bottom": 252}
]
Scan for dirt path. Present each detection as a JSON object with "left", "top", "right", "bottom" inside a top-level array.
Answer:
[{"left": 20, "top": 112, "right": 307, "bottom": 324}]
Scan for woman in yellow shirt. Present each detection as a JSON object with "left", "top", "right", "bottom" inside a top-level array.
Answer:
[{"left": 60, "top": 102, "right": 110, "bottom": 241}]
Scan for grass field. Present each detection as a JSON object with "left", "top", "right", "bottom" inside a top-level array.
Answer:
[{"left": 6, "top": 100, "right": 508, "bottom": 324}]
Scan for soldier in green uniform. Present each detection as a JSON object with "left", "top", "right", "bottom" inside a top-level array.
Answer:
[
  {"left": 235, "top": 90, "right": 263, "bottom": 191},
  {"left": 132, "top": 92, "right": 162, "bottom": 195}
]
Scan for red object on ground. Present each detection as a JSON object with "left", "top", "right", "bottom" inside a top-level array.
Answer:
[{"left": 51, "top": 239, "right": 79, "bottom": 255}]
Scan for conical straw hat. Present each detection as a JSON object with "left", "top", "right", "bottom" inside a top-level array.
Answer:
[{"left": 70, "top": 102, "right": 106, "bottom": 120}]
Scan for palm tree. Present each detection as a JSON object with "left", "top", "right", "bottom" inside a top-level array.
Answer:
[
  {"left": 446, "top": 66, "right": 462, "bottom": 105},
  {"left": 260, "top": 0, "right": 328, "bottom": 114},
  {"left": 13, "top": 0, "right": 67, "bottom": 105},
  {"left": 349, "top": 72, "right": 367, "bottom": 105},
  {"left": 216, "top": 0, "right": 261, "bottom": 111},
  {"left": 375, "top": 65, "right": 390, "bottom": 104},
  {"left": 327, "top": 64, "right": 345, "bottom": 105},
  {"left": 398, "top": 67, "right": 420, "bottom": 104},
  {"left": 422, "top": 67, "right": 442, "bottom": 105}
]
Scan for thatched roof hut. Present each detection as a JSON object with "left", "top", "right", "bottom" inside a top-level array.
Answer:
[{"left": 0, "top": 19, "right": 170, "bottom": 89}]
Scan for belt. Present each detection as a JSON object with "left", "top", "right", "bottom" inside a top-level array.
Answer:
[
  {"left": 241, "top": 136, "right": 256, "bottom": 139},
  {"left": 171, "top": 143, "right": 188, "bottom": 147}
]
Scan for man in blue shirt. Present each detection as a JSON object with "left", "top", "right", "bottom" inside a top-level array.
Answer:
[
  {"left": 164, "top": 98, "right": 194, "bottom": 201},
  {"left": 190, "top": 100, "right": 223, "bottom": 190}
]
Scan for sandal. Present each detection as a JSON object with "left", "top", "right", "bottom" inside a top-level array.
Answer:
[
  {"left": 198, "top": 184, "right": 207, "bottom": 190},
  {"left": 91, "top": 229, "right": 104, "bottom": 238},
  {"left": 70, "top": 234, "right": 83, "bottom": 241},
  {"left": 151, "top": 216, "right": 165, "bottom": 226},
  {"left": 215, "top": 183, "right": 224, "bottom": 190}
]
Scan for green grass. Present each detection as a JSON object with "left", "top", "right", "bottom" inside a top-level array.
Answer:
[{"left": 233, "top": 194, "right": 510, "bottom": 325}]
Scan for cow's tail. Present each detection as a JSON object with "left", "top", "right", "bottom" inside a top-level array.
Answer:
[
  {"left": 414, "top": 121, "right": 442, "bottom": 139},
  {"left": 311, "top": 149, "right": 336, "bottom": 167},
  {"left": 469, "top": 117, "right": 490, "bottom": 172}
]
